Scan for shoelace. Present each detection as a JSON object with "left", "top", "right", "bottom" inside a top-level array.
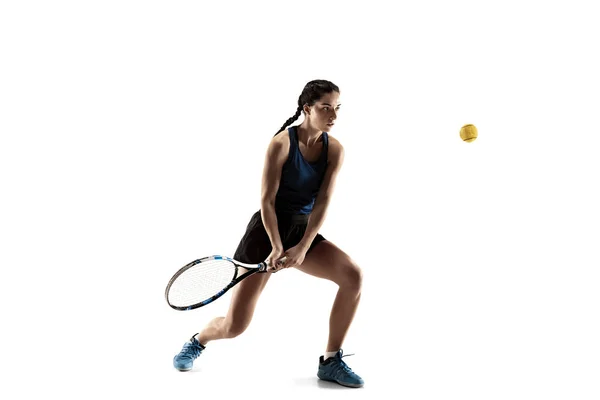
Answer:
[
  {"left": 180, "top": 341, "right": 202, "bottom": 359},
  {"left": 328, "top": 352, "right": 357, "bottom": 378}
]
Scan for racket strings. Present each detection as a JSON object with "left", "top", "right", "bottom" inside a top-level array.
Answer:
[{"left": 168, "top": 259, "right": 236, "bottom": 307}]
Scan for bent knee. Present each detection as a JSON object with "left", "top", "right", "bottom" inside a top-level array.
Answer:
[
  {"left": 338, "top": 263, "right": 363, "bottom": 291},
  {"left": 222, "top": 319, "right": 250, "bottom": 338}
]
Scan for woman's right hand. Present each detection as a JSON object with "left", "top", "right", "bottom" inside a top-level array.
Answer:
[{"left": 265, "top": 247, "right": 285, "bottom": 273}]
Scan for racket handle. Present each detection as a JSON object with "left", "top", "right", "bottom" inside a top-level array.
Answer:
[{"left": 262, "top": 256, "right": 287, "bottom": 271}]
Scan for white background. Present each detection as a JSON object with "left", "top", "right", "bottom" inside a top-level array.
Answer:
[{"left": 1, "top": 1, "right": 599, "bottom": 398}]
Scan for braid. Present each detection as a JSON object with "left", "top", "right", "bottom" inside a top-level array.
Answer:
[
  {"left": 274, "top": 79, "right": 340, "bottom": 137},
  {"left": 275, "top": 105, "right": 302, "bottom": 136}
]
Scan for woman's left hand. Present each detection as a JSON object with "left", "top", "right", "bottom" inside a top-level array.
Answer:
[{"left": 274, "top": 244, "right": 309, "bottom": 272}]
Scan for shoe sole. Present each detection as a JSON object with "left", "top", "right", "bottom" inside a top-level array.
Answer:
[
  {"left": 173, "top": 359, "right": 193, "bottom": 372},
  {"left": 317, "top": 372, "right": 363, "bottom": 388}
]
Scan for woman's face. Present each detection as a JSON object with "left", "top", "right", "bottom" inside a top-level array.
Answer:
[{"left": 306, "top": 91, "right": 341, "bottom": 132}]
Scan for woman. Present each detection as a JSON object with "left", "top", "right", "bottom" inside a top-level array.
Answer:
[{"left": 173, "top": 80, "right": 364, "bottom": 388}]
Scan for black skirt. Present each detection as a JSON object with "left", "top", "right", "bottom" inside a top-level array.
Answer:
[{"left": 233, "top": 210, "right": 326, "bottom": 264}]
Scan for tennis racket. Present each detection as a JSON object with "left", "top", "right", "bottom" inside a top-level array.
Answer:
[{"left": 165, "top": 255, "right": 285, "bottom": 311}]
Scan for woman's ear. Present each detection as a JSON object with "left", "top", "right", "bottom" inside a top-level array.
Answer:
[{"left": 303, "top": 103, "right": 311, "bottom": 115}]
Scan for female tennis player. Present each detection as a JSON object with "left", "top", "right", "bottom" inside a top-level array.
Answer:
[{"left": 173, "top": 80, "right": 364, "bottom": 388}]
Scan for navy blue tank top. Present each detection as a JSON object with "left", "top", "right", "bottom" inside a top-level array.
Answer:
[{"left": 275, "top": 126, "right": 329, "bottom": 215}]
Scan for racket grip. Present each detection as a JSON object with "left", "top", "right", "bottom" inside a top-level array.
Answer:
[{"left": 262, "top": 256, "right": 287, "bottom": 271}]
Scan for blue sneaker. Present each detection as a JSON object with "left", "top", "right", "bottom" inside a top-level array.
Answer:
[
  {"left": 317, "top": 349, "right": 364, "bottom": 388},
  {"left": 173, "top": 334, "right": 205, "bottom": 371}
]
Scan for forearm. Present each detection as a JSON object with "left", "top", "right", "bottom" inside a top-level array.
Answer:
[
  {"left": 261, "top": 201, "right": 283, "bottom": 250},
  {"left": 299, "top": 198, "right": 330, "bottom": 249}
]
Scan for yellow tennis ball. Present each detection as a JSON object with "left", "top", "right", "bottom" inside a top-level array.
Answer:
[{"left": 460, "top": 124, "right": 478, "bottom": 142}]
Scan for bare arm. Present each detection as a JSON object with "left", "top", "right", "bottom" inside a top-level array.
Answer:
[
  {"left": 299, "top": 138, "right": 345, "bottom": 250},
  {"left": 260, "top": 132, "right": 289, "bottom": 253}
]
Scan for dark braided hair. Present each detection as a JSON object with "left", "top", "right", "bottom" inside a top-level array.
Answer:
[{"left": 275, "top": 80, "right": 340, "bottom": 136}]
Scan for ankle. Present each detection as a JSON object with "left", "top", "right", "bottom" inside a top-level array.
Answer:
[{"left": 192, "top": 333, "right": 207, "bottom": 348}]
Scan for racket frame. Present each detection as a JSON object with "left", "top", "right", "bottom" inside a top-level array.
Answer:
[{"left": 165, "top": 255, "right": 267, "bottom": 311}]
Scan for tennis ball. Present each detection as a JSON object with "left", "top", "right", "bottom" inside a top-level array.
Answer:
[{"left": 460, "top": 124, "right": 478, "bottom": 142}]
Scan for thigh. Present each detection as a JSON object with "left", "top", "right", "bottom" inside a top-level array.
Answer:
[
  {"left": 224, "top": 270, "right": 271, "bottom": 326},
  {"left": 295, "top": 240, "right": 363, "bottom": 287},
  {"left": 226, "top": 210, "right": 273, "bottom": 324}
]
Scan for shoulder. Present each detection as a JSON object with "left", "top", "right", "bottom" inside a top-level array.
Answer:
[
  {"left": 272, "top": 129, "right": 291, "bottom": 145},
  {"left": 266, "top": 129, "right": 291, "bottom": 160},
  {"left": 326, "top": 133, "right": 344, "bottom": 164}
]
